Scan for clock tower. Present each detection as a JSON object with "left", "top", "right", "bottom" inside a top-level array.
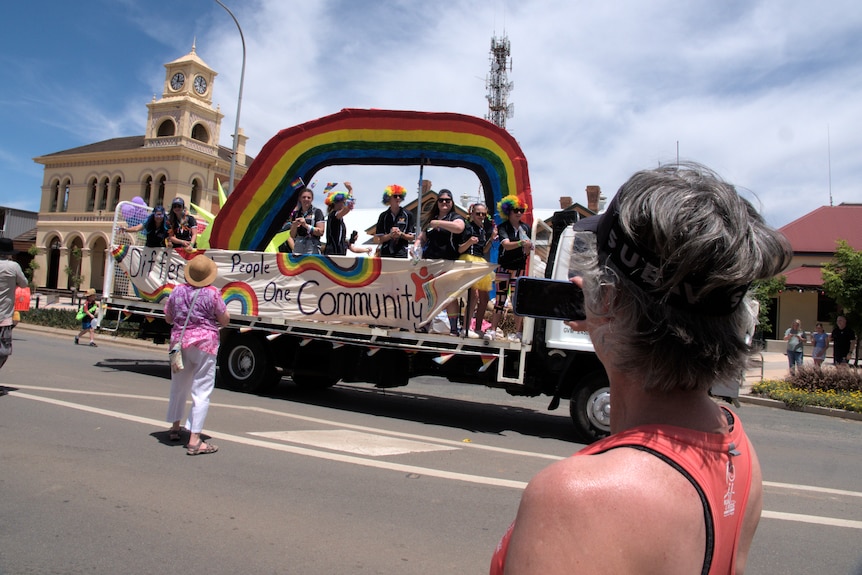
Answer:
[{"left": 145, "top": 41, "right": 223, "bottom": 151}]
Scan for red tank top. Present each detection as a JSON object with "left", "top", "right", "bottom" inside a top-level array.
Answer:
[{"left": 490, "top": 407, "right": 753, "bottom": 575}]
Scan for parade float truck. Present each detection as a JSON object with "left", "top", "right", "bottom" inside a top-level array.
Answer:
[{"left": 101, "top": 109, "right": 610, "bottom": 442}]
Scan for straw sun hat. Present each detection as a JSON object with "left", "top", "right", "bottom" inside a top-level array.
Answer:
[{"left": 185, "top": 256, "right": 218, "bottom": 288}]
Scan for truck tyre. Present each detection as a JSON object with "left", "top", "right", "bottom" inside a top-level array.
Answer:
[
  {"left": 218, "top": 332, "right": 279, "bottom": 393},
  {"left": 569, "top": 370, "right": 611, "bottom": 443}
]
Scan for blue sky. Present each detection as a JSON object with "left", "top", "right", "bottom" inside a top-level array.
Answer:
[{"left": 2, "top": 0, "right": 860, "bottom": 229}]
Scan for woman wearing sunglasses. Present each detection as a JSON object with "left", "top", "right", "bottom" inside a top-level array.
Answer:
[
  {"left": 458, "top": 203, "right": 497, "bottom": 338},
  {"left": 486, "top": 195, "right": 532, "bottom": 342},
  {"left": 415, "top": 189, "right": 466, "bottom": 335}
]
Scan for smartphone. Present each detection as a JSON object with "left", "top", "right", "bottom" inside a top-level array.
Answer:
[{"left": 512, "top": 277, "right": 586, "bottom": 321}]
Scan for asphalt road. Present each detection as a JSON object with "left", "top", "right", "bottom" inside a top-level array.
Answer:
[{"left": 1, "top": 326, "right": 861, "bottom": 575}]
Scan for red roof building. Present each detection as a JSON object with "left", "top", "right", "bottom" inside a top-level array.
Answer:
[
  {"left": 769, "top": 203, "right": 861, "bottom": 340},
  {"left": 778, "top": 203, "right": 862, "bottom": 288}
]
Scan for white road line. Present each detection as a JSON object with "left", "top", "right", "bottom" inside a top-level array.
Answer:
[
  {"left": 9, "top": 384, "right": 565, "bottom": 460},
  {"left": 251, "top": 429, "right": 459, "bottom": 456},
  {"left": 761, "top": 511, "right": 862, "bottom": 529},
  {"left": 763, "top": 481, "right": 862, "bottom": 498},
  {"left": 8, "top": 391, "right": 527, "bottom": 489},
  {"left": 7, "top": 388, "right": 862, "bottom": 531}
]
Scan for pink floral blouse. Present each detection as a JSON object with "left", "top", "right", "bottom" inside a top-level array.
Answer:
[{"left": 164, "top": 284, "right": 226, "bottom": 355}]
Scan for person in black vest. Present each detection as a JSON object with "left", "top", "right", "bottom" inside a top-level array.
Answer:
[
  {"left": 415, "top": 189, "right": 466, "bottom": 335},
  {"left": 373, "top": 184, "right": 416, "bottom": 258},
  {"left": 167, "top": 197, "right": 197, "bottom": 249},
  {"left": 323, "top": 183, "right": 354, "bottom": 256},
  {"left": 458, "top": 202, "right": 496, "bottom": 338},
  {"left": 121, "top": 205, "right": 169, "bottom": 247},
  {"left": 485, "top": 195, "right": 532, "bottom": 342},
  {"left": 289, "top": 186, "right": 325, "bottom": 254}
]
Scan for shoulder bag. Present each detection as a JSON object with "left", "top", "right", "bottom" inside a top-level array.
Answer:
[{"left": 169, "top": 287, "right": 203, "bottom": 373}]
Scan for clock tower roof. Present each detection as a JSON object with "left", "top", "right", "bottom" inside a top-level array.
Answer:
[{"left": 167, "top": 41, "right": 213, "bottom": 71}]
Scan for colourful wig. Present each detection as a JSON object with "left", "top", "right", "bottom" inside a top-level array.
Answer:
[
  {"left": 325, "top": 189, "right": 352, "bottom": 207},
  {"left": 497, "top": 194, "right": 526, "bottom": 216},
  {"left": 381, "top": 184, "right": 407, "bottom": 205}
]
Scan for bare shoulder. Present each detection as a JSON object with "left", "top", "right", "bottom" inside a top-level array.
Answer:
[{"left": 504, "top": 448, "right": 705, "bottom": 575}]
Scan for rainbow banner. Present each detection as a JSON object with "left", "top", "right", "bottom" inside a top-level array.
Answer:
[
  {"left": 110, "top": 246, "right": 493, "bottom": 331},
  {"left": 210, "top": 109, "right": 533, "bottom": 251}
]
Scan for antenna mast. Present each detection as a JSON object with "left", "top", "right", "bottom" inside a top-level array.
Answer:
[{"left": 485, "top": 35, "right": 514, "bottom": 129}]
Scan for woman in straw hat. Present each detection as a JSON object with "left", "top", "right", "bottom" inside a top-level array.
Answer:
[{"left": 164, "top": 255, "right": 229, "bottom": 455}]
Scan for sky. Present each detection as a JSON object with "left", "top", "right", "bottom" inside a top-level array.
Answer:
[{"left": 2, "top": 0, "right": 861, "bottom": 230}]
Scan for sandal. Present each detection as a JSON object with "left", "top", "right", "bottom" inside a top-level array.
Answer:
[{"left": 187, "top": 441, "right": 218, "bottom": 456}]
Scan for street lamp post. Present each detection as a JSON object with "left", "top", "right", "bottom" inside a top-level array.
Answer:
[{"left": 212, "top": 0, "right": 245, "bottom": 196}]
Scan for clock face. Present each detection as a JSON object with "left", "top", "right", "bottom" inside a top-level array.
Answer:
[
  {"left": 170, "top": 72, "right": 185, "bottom": 91},
  {"left": 193, "top": 75, "right": 208, "bottom": 95}
]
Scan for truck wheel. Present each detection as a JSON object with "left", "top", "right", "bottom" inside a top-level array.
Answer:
[
  {"left": 219, "top": 333, "right": 278, "bottom": 393},
  {"left": 570, "top": 371, "right": 611, "bottom": 443},
  {"left": 292, "top": 372, "right": 339, "bottom": 390}
]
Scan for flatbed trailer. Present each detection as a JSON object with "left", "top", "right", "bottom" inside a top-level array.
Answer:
[{"left": 100, "top": 109, "right": 611, "bottom": 442}]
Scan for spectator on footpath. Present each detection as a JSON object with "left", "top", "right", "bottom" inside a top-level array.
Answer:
[
  {"left": 783, "top": 319, "right": 806, "bottom": 375},
  {"left": 0, "top": 238, "right": 29, "bottom": 394},
  {"left": 491, "top": 162, "right": 792, "bottom": 575},
  {"left": 810, "top": 322, "right": 829, "bottom": 368},
  {"left": 830, "top": 315, "right": 857, "bottom": 367},
  {"left": 74, "top": 289, "right": 100, "bottom": 347}
]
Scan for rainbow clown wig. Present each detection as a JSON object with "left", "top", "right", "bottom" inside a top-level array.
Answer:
[
  {"left": 324, "top": 189, "right": 352, "bottom": 207},
  {"left": 497, "top": 194, "right": 527, "bottom": 217},
  {"left": 381, "top": 184, "right": 407, "bottom": 205}
]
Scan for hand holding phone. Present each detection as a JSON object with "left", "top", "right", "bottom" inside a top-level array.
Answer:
[{"left": 512, "top": 277, "right": 586, "bottom": 321}]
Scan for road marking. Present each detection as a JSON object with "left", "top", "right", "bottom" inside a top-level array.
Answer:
[
  {"left": 8, "top": 387, "right": 862, "bottom": 531},
  {"left": 8, "top": 391, "right": 526, "bottom": 489},
  {"left": 764, "top": 481, "right": 862, "bottom": 498},
  {"left": 251, "top": 430, "right": 458, "bottom": 456},
  {"left": 762, "top": 511, "right": 862, "bottom": 530},
  {"left": 9, "top": 384, "right": 565, "bottom": 461}
]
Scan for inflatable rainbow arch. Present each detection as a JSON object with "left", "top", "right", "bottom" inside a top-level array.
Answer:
[{"left": 210, "top": 109, "right": 533, "bottom": 251}]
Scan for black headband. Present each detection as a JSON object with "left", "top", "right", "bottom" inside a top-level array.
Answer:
[{"left": 574, "top": 195, "right": 749, "bottom": 315}]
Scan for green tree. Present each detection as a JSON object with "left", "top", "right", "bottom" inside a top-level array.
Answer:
[
  {"left": 64, "top": 246, "right": 84, "bottom": 305},
  {"left": 750, "top": 275, "right": 785, "bottom": 337},
  {"left": 25, "top": 245, "right": 40, "bottom": 289},
  {"left": 821, "top": 240, "right": 862, "bottom": 365}
]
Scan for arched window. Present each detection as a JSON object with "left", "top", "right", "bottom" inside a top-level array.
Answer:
[
  {"left": 111, "top": 176, "right": 122, "bottom": 210},
  {"left": 50, "top": 180, "right": 60, "bottom": 212},
  {"left": 87, "top": 178, "right": 97, "bottom": 211},
  {"left": 190, "top": 179, "right": 201, "bottom": 207},
  {"left": 62, "top": 180, "right": 70, "bottom": 212},
  {"left": 143, "top": 176, "right": 152, "bottom": 205},
  {"left": 157, "top": 175, "right": 167, "bottom": 206},
  {"left": 191, "top": 123, "right": 209, "bottom": 143},
  {"left": 99, "top": 177, "right": 109, "bottom": 210},
  {"left": 157, "top": 119, "right": 176, "bottom": 137}
]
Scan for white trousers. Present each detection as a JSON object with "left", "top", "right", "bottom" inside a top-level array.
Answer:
[{"left": 165, "top": 345, "right": 216, "bottom": 433}]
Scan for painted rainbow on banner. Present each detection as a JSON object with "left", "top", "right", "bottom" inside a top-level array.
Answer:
[
  {"left": 210, "top": 109, "right": 533, "bottom": 251},
  {"left": 221, "top": 281, "right": 258, "bottom": 316},
  {"left": 275, "top": 253, "right": 382, "bottom": 287}
]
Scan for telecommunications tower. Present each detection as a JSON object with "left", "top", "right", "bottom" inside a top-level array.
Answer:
[{"left": 485, "top": 35, "right": 514, "bottom": 129}]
